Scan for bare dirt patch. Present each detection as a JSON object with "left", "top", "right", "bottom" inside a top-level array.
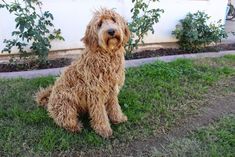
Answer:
[{"left": 82, "top": 77, "right": 235, "bottom": 157}]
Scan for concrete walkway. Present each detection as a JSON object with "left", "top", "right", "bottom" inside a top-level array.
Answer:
[{"left": 0, "top": 50, "right": 234, "bottom": 79}]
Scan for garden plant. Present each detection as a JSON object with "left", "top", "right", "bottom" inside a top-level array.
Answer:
[
  {"left": 126, "top": 0, "right": 164, "bottom": 57},
  {"left": 0, "top": 0, "right": 64, "bottom": 65},
  {"left": 172, "top": 11, "right": 228, "bottom": 52}
]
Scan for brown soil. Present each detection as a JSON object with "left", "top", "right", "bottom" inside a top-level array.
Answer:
[
  {"left": 125, "top": 43, "right": 235, "bottom": 60},
  {"left": 82, "top": 77, "right": 235, "bottom": 157},
  {"left": 0, "top": 58, "right": 72, "bottom": 72},
  {"left": 0, "top": 43, "right": 234, "bottom": 72}
]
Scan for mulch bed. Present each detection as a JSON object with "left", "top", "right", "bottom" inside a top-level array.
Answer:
[
  {"left": 125, "top": 43, "right": 235, "bottom": 60},
  {"left": 0, "top": 43, "right": 235, "bottom": 72},
  {"left": 0, "top": 58, "right": 72, "bottom": 72}
]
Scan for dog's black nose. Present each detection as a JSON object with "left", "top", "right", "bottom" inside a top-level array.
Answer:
[{"left": 107, "top": 29, "right": 115, "bottom": 36}]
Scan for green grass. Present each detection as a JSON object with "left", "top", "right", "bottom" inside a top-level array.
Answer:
[
  {"left": 153, "top": 115, "right": 235, "bottom": 157},
  {"left": 0, "top": 55, "right": 235, "bottom": 155}
]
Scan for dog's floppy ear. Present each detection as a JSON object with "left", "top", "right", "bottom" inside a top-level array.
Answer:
[
  {"left": 119, "top": 17, "right": 131, "bottom": 46},
  {"left": 81, "top": 23, "right": 98, "bottom": 51},
  {"left": 122, "top": 21, "right": 130, "bottom": 46}
]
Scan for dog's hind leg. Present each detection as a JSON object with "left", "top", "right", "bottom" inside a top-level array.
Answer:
[{"left": 47, "top": 92, "right": 83, "bottom": 132}]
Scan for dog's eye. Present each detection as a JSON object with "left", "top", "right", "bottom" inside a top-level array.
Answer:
[
  {"left": 98, "top": 21, "right": 103, "bottom": 27},
  {"left": 111, "top": 17, "right": 116, "bottom": 23}
]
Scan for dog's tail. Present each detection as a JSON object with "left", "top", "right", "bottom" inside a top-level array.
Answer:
[{"left": 35, "top": 86, "right": 53, "bottom": 108}]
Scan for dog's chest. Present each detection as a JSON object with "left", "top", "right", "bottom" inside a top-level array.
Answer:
[{"left": 103, "top": 55, "right": 123, "bottom": 80}]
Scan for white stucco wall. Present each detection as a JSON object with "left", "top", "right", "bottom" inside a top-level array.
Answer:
[
  {"left": 0, "top": 0, "right": 228, "bottom": 54},
  {"left": 231, "top": 0, "right": 235, "bottom": 5}
]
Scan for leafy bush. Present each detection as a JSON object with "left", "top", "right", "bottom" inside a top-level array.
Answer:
[
  {"left": 172, "top": 11, "right": 227, "bottom": 52},
  {"left": 126, "top": 0, "right": 164, "bottom": 57},
  {"left": 0, "top": 0, "right": 64, "bottom": 64}
]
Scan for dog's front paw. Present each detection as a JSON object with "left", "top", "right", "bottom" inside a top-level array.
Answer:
[
  {"left": 111, "top": 114, "right": 128, "bottom": 124},
  {"left": 65, "top": 122, "right": 83, "bottom": 133},
  {"left": 93, "top": 124, "right": 113, "bottom": 138}
]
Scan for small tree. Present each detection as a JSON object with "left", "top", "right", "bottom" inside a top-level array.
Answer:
[
  {"left": 125, "top": 0, "right": 164, "bottom": 57},
  {"left": 0, "top": 0, "right": 64, "bottom": 64},
  {"left": 172, "top": 11, "right": 227, "bottom": 52}
]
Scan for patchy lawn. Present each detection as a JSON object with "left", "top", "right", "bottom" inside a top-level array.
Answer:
[
  {"left": 152, "top": 115, "right": 235, "bottom": 157},
  {"left": 0, "top": 55, "right": 235, "bottom": 156}
]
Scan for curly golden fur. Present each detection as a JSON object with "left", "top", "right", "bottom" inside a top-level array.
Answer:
[{"left": 35, "top": 9, "right": 130, "bottom": 138}]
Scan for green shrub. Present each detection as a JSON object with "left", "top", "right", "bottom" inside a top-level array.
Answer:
[
  {"left": 125, "top": 0, "right": 164, "bottom": 57},
  {"left": 172, "top": 11, "right": 227, "bottom": 52},
  {"left": 0, "top": 0, "right": 64, "bottom": 65}
]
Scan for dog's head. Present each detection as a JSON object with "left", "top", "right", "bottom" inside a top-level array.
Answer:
[{"left": 82, "top": 9, "right": 130, "bottom": 52}]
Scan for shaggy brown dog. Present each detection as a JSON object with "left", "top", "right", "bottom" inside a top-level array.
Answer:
[{"left": 35, "top": 9, "right": 130, "bottom": 138}]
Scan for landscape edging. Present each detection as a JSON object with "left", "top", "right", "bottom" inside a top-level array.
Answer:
[{"left": 0, "top": 50, "right": 234, "bottom": 79}]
